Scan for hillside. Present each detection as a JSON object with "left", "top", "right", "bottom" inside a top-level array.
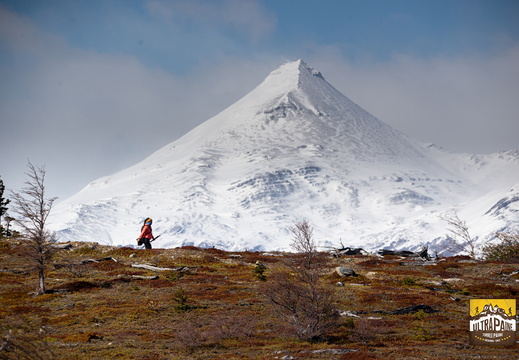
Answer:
[{"left": 1, "top": 238, "right": 518, "bottom": 359}]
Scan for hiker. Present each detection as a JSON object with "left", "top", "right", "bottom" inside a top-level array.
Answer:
[{"left": 137, "top": 218, "right": 154, "bottom": 249}]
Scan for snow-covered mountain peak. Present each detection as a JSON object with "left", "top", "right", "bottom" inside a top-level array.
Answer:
[
  {"left": 48, "top": 60, "right": 519, "bottom": 253},
  {"left": 261, "top": 59, "right": 325, "bottom": 88},
  {"left": 167, "top": 59, "right": 426, "bottom": 165}
]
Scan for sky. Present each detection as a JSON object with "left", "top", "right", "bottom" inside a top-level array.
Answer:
[{"left": 1, "top": 0, "right": 518, "bottom": 203}]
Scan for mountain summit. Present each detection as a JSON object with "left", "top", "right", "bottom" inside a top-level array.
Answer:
[
  {"left": 49, "top": 60, "right": 519, "bottom": 252},
  {"left": 177, "top": 59, "right": 424, "bottom": 162}
]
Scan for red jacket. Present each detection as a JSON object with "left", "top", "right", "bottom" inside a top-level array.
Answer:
[{"left": 139, "top": 224, "right": 153, "bottom": 240}]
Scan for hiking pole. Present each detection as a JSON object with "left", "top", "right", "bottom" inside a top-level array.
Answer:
[{"left": 150, "top": 234, "right": 161, "bottom": 243}]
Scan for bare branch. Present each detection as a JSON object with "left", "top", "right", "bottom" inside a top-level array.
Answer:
[
  {"left": 9, "top": 161, "right": 57, "bottom": 295},
  {"left": 441, "top": 211, "right": 478, "bottom": 258},
  {"left": 261, "top": 220, "right": 339, "bottom": 341}
]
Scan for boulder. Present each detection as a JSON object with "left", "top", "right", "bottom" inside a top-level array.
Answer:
[{"left": 336, "top": 266, "right": 357, "bottom": 277}]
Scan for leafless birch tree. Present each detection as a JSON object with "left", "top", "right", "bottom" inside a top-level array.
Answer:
[
  {"left": 10, "top": 161, "right": 57, "bottom": 295},
  {"left": 262, "top": 220, "right": 339, "bottom": 340},
  {"left": 442, "top": 211, "right": 478, "bottom": 258}
]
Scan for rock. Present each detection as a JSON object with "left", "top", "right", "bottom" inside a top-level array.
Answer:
[
  {"left": 53, "top": 243, "right": 73, "bottom": 250},
  {"left": 442, "top": 278, "right": 463, "bottom": 284},
  {"left": 365, "top": 271, "right": 378, "bottom": 279},
  {"left": 261, "top": 252, "right": 283, "bottom": 256},
  {"left": 336, "top": 266, "right": 357, "bottom": 277}
]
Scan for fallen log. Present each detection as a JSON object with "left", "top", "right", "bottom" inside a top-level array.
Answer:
[
  {"left": 118, "top": 274, "right": 159, "bottom": 280},
  {"left": 333, "top": 247, "right": 366, "bottom": 257},
  {"left": 378, "top": 246, "right": 429, "bottom": 260},
  {"left": 80, "top": 257, "right": 118, "bottom": 264},
  {"left": 501, "top": 269, "right": 519, "bottom": 277},
  {"left": 131, "top": 264, "right": 188, "bottom": 272}
]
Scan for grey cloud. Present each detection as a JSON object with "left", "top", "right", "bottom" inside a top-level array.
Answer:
[
  {"left": 308, "top": 47, "right": 519, "bottom": 153},
  {"left": 2, "top": 4, "right": 518, "bottom": 204}
]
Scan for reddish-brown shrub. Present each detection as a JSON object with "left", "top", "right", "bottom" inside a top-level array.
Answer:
[
  {"left": 349, "top": 318, "right": 390, "bottom": 344},
  {"left": 464, "top": 282, "right": 518, "bottom": 297}
]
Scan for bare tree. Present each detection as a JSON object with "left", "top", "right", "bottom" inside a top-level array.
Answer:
[
  {"left": 261, "top": 220, "right": 340, "bottom": 341},
  {"left": 290, "top": 221, "right": 318, "bottom": 264},
  {"left": 441, "top": 211, "right": 478, "bottom": 258},
  {"left": 289, "top": 220, "right": 326, "bottom": 283},
  {"left": 10, "top": 161, "right": 57, "bottom": 295}
]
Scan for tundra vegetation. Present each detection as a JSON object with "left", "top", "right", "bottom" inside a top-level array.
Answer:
[{"left": 1, "top": 232, "right": 518, "bottom": 359}]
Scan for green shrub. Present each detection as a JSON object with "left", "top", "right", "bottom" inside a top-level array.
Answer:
[
  {"left": 401, "top": 277, "right": 417, "bottom": 287},
  {"left": 481, "top": 232, "right": 519, "bottom": 263},
  {"left": 253, "top": 261, "right": 267, "bottom": 281},
  {"left": 173, "top": 287, "right": 195, "bottom": 312}
]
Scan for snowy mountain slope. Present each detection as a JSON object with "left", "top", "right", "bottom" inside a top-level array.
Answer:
[{"left": 48, "top": 60, "right": 519, "bottom": 254}]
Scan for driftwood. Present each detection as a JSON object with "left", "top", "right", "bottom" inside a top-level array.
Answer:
[
  {"left": 332, "top": 246, "right": 366, "bottom": 257},
  {"left": 378, "top": 246, "right": 429, "bottom": 260},
  {"left": 131, "top": 264, "right": 189, "bottom": 272},
  {"left": 312, "top": 349, "right": 358, "bottom": 355},
  {"left": 500, "top": 269, "right": 519, "bottom": 277},
  {"left": 79, "top": 257, "right": 118, "bottom": 264},
  {"left": 54, "top": 257, "right": 118, "bottom": 270},
  {"left": 118, "top": 274, "right": 159, "bottom": 280}
]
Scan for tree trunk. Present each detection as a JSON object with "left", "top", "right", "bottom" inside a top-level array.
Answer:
[{"left": 38, "top": 268, "right": 46, "bottom": 295}]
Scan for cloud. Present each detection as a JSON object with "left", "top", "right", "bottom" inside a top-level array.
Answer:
[
  {"left": 0, "top": 4, "right": 274, "bottom": 199},
  {"left": 305, "top": 45, "right": 519, "bottom": 153},
  {"left": 145, "top": 0, "right": 276, "bottom": 42},
  {"left": 2, "top": 3, "right": 518, "bottom": 203}
]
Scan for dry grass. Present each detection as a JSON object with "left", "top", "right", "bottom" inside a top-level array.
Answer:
[{"left": 1, "top": 239, "right": 518, "bottom": 359}]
